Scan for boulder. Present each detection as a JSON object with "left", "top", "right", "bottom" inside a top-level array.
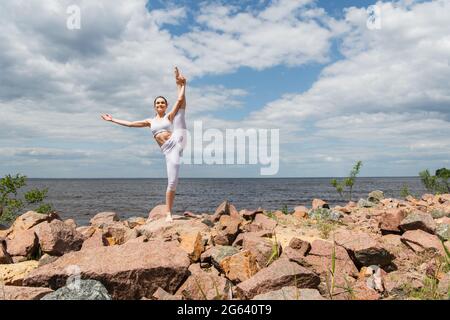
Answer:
[
  {"left": 312, "top": 199, "right": 329, "bottom": 210},
  {"left": 124, "top": 217, "right": 146, "bottom": 229},
  {"left": 178, "top": 231, "right": 204, "bottom": 262},
  {"left": 252, "top": 287, "right": 325, "bottom": 300},
  {"left": 210, "top": 200, "right": 231, "bottom": 222},
  {"left": 76, "top": 226, "right": 96, "bottom": 239},
  {"left": 64, "top": 219, "right": 77, "bottom": 229},
  {"left": 151, "top": 287, "right": 182, "bottom": 300},
  {"left": 5, "top": 229, "right": 38, "bottom": 258},
  {"left": 399, "top": 211, "right": 436, "bottom": 234},
  {"left": 175, "top": 264, "right": 231, "bottom": 300},
  {"left": 379, "top": 208, "right": 407, "bottom": 234},
  {"left": 357, "top": 199, "right": 377, "bottom": 208},
  {"left": 436, "top": 223, "right": 450, "bottom": 241},
  {"left": 201, "top": 245, "right": 240, "bottom": 269},
  {"left": 308, "top": 208, "right": 341, "bottom": 221},
  {"left": 2, "top": 286, "right": 53, "bottom": 300},
  {"left": 90, "top": 212, "right": 119, "bottom": 227},
  {"left": 242, "top": 233, "right": 276, "bottom": 268},
  {"left": 1, "top": 241, "right": 12, "bottom": 264},
  {"left": 38, "top": 254, "right": 59, "bottom": 267},
  {"left": 32, "top": 220, "right": 84, "bottom": 256},
  {"left": 401, "top": 229, "right": 446, "bottom": 255},
  {"left": 241, "top": 209, "right": 261, "bottom": 221},
  {"left": 23, "top": 241, "right": 190, "bottom": 300},
  {"left": 368, "top": 190, "right": 384, "bottom": 204},
  {"left": 212, "top": 215, "right": 241, "bottom": 245},
  {"left": 10, "top": 211, "right": 58, "bottom": 234},
  {"left": 81, "top": 230, "right": 108, "bottom": 250},
  {"left": 102, "top": 222, "right": 138, "bottom": 245},
  {"left": 147, "top": 205, "right": 167, "bottom": 222},
  {"left": 334, "top": 230, "right": 394, "bottom": 267},
  {"left": 235, "top": 258, "right": 320, "bottom": 299},
  {"left": 41, "top": 279, "right": 112, "bottom": 300},
  {"left": 251, "top": 214, "right": 277, "bottom": 231},
  {"left": 0, "top": 260, "right": 39, "bottom": 285},
  {"left": 220, "top": 250, "right": 259, "bottom": 283},
  {"left": 288, "top": 238, "right": 311, "bottom": 256}
]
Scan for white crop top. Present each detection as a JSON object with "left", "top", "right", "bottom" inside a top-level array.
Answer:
[{"left": 150, "top": 113, "right": 172, "bottom": 137}]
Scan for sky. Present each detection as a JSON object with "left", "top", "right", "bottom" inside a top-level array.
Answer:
[{"left": 0, "top": 0, "right": 449, "bottom": 178}]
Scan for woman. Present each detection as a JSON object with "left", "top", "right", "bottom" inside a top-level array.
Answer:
[{"left": 101, "top": 67, "right": 188, "bottom": 222}]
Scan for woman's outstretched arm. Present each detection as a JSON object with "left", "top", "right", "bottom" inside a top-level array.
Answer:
[{"left": 101, "top": 114, "right": 150, "bottom": 127}]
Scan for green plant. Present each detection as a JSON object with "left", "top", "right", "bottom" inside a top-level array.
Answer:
[
  {"left": 281, "top": 205, "right": 289, "bottom": 215},
  {"left": 419, "top": 168, "right": 450, "bottom": 194},
  {"left": 316, "top": 218, "right": 337, "bottom": 239},
  {"left": 400, "top": 184, "right": 412, "bottom": 199},
  {"left": 0, "top": 174, "right": 54, "bottom": 224},
  {"left": 266, "top": 233, "right": 280, "bottom": 267},
  {"left": 330, "top": 160, "right": 363, "bottom": 202}
]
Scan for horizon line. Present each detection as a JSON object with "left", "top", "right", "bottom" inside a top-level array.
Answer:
[{"left": 26, "top": 176, "right": 421, "bottom": 179}]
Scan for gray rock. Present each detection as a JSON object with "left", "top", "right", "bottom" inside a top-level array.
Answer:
[
  {"left": 41, "top": 279, "right": 112, "bottom": 300},
  {"left": 357, "top": 199, "right": 377, "bottom": 208},
  {"left": 400, "top": 211, "right": 436, "bottom": 234},
  {"left": 308, "top": 208, "right": 341, "bottom": 221},
  {"left": 368, "top": 190, "right": 384, "bottom": 204},
  {"left": 431, "top": 210, "right": 449, "bottom": 219},
  {"left": 436, "top": 223, "right": 450, "bottom": 241}
]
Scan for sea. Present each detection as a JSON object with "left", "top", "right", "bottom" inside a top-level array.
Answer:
[{"left": 18, "top": 177, "right": 427, "bottom": 226}]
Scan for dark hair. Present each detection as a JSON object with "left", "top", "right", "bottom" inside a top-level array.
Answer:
[{"left": 153, "top": 96, "right": 168, "bottom": 107}]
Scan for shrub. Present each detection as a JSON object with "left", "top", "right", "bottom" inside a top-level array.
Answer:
[
  {"left": 419, "top": 168, "right": 450, "bottom": 194},
  {"left": 330, "top": 161, "right": 363, "bottom": 202},
  {"left": 0, "top": 173, "right": 54, "bottom": 224}
]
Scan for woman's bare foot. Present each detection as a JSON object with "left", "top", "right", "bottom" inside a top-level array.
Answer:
[
  {"left": 165, "top": 212, "right": 173, "bottom": 222},
  {"left": 183, "top": 211, "right": 201, "bottom": 218}
]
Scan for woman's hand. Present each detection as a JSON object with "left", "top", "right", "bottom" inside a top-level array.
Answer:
[
  {"left": 101, "top": 114, "right": 113, "bottom": 121},
  {"left": 174, "top": 66, "right": 187, "bottom": 85}
]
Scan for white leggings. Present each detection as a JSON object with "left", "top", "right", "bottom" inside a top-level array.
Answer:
[{"left": 160, "top": 108, "right": 187, "bottom": 192}]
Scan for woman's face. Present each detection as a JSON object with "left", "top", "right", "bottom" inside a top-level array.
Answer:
[{"left": 154, "top": 98, "right": 167, "bottom": 114}]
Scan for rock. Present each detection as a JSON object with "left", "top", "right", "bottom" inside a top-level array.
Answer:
[
  {"left": 431, "top": 209, "right": 448, "bottom": 219},
  {"left": 11, "top": 256, "right": 28, "bottom": 263},
  {"left": 210, "top": 200, "right": 231, "bottom": 222},
  {"left": 10, "top": 211, "right": 58, "bottom": 233},
  {"left": 124, "top": 216, "right": 146, "bottom": 229},
  {"left": 242, "top": 233, "right": 276, "bottom": 268},
  {"left": 147, "top": 205, "right": 167, "bottom": 222},
  {"left": 241, "top": 209, "right": 261, "bottom": 221},
  {"left": 90, "top": 212, "right": 119, "bottom": 227},
  {"left": 202, "top": 245, "right": 240, "bottom": 269},
  {"left": 212, "top": 215, "right": 241, "bottom": 245},
  {"left": 368, "top": 190, "right": 384, "bottom": 203},
  {"left": 102, "top": 222, "right": 138, "bottom": 245},
  {"left": 64, "top": 219, "right": 77, "bottom": 229},
  {"left": 175, "top": 265, "right": 231, "bottom": 300},
  {"left": 312, "top": 199, "right": 329, "bottom": 210},
  {"left": 33, "top": 220, "right": 84, "bottom": 256},
  {"left": 357, "top": 199, "right": 377, "bottom": 208},
  {"left": 252, "top": 287, "right": 325, "bottom": 300},
  {"left": 288, "top": 238, "right": 311, "bottom": 256},
  {"left": 0, "top": 260, "right": 39, "bottom": 285},
  {"left": 399, "top": 211, "right": 436, "bottom": 234},
  {"left": 308, "top": 208, "right": 341, "bottom": 221},
  {"left": 379, "top": 208, "right": 407, "bottom": 234},
  {"left": 220, "top": 250, "right": 259, "bottom": 283},
  {"left": 81, "top": 230, "right": 108, "bottom": 250},
  {"left": 436, "top": 223, "right": 450, "bottom": 241},
  {"left": 151, "top": 287, "right": 182, "bottom": 300},
  {"left": 38, "top": 254, "right": 59, "bottom": 267},
  {"left": 76, "top": 226, "right": 96, "bottom": 239},
  {"left": 5, "top": 229, "right": 38, "bottom": 258},
  {"left": 437, "top": 272, "right": 450, "bottom": 297},
  {"left": 178, "top": 231, "right": 204, "bottom": 262},
  {"left": 281, "top": 247, "right": 311, "bottom": 267},
  {"left": 1, "top": 241, "right": 12, "bottom": 264},
  {"left": 235, "top": 258, "right": 320, "bottom": 299},
  {"left": 401, "top": 229, "right": 446, "bottom": 255},
  {"left": 2, "top": 286, "right": 53, "bottom": 300},
  {"left": 23, "top": 241, "right": 190, "bottom": 300},
  {"left": 352, "top": 281, "right": 381, "bottom": 300},
  {"left": 303, "top": 240, "right": 358, "bottom": 297},
  {"left": 251, "top": 213, "right": 277, "bottom": 231},
  {"left": 383, "top": 271, "right": 423, "bottom": 296},
  {"left": 41, "top": 279, "right": 112, "bottom": 300},
  {"left": 334, "top": 230, "right": 394, "bottom": 267}
]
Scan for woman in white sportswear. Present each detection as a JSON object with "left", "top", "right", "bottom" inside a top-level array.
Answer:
[{"left": 101, "top": 67, "right": 187, "bottom": 222}]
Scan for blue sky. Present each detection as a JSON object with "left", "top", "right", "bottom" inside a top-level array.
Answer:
[{"left": 0, "top": 0, "right": 449, "bottom": 178}]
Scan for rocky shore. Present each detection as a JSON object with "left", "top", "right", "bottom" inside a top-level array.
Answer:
[{"left": 1, "top": 191, "right": 449, "bottom": 300}]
